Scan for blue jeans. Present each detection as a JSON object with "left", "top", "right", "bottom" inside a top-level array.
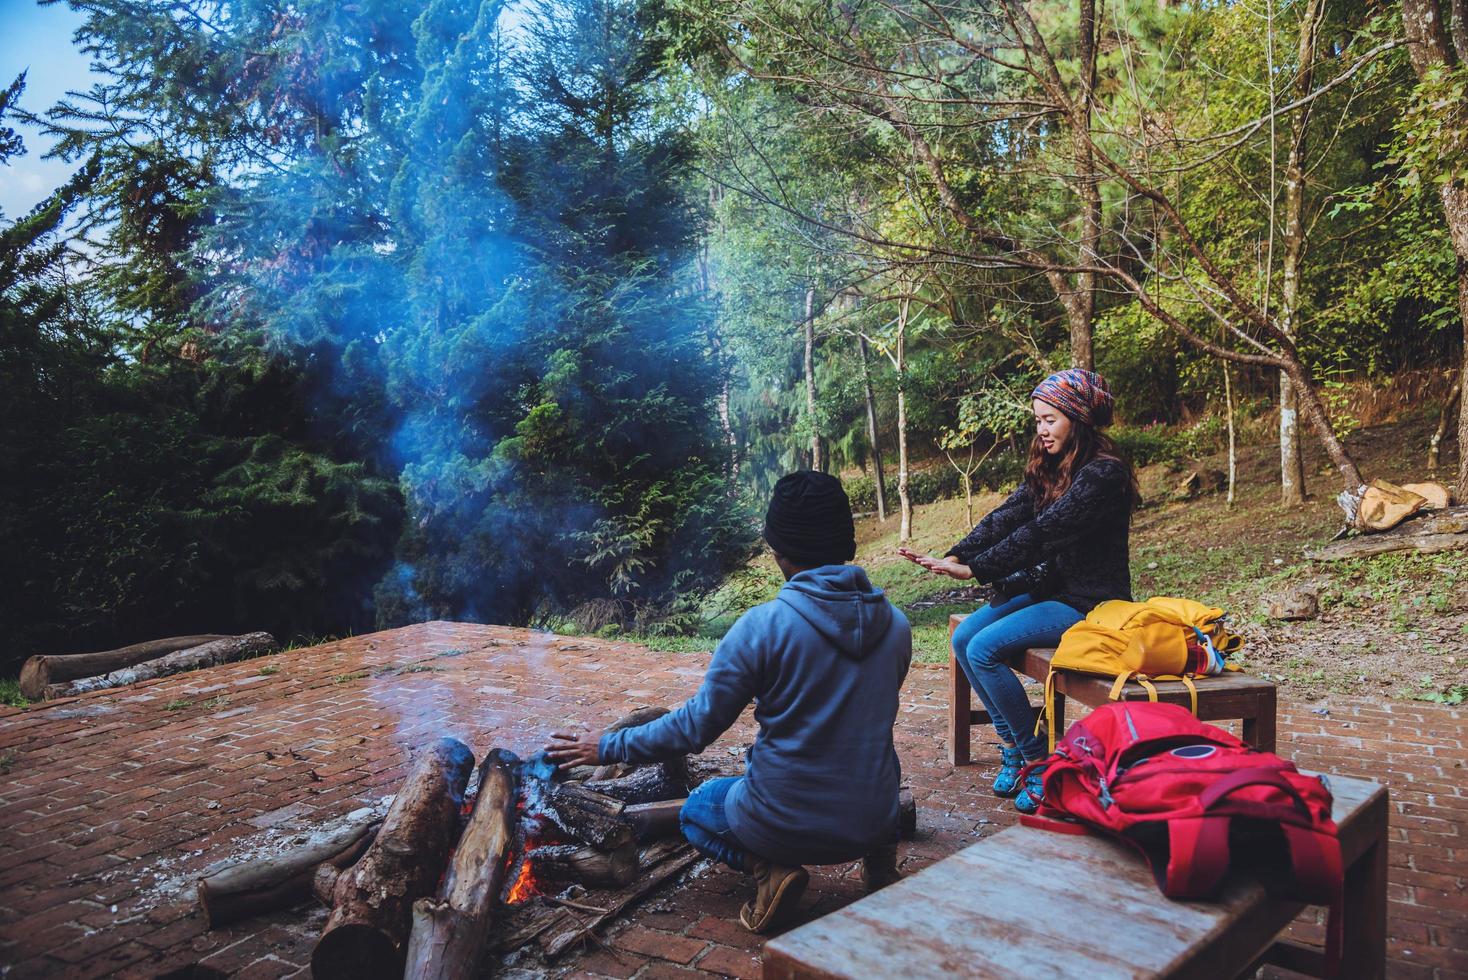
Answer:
[
  {"left": 952, "top": 593, "right": 1081, "bottom": 760},
  {"left": 679, "top": 776, "right": 751, "bottom": 871}
]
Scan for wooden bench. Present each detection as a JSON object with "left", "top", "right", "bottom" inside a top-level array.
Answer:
[
  {"left": 763, "top": 773, "right": 1388, "bottom": 979},
  {"left": 947, "top": 614, "right": 1278, "bottom": 765}
]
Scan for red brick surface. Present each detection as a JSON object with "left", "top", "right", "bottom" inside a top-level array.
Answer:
[{"left": 0, "top": 622, "right": 1463, "bottom": 978}]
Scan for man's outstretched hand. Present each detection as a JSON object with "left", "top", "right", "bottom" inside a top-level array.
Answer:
[{"left": 545, "top": 729, "right": 604, "bottom": 771}]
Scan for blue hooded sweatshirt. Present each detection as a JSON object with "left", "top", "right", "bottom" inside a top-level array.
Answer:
[{"left": 598, "top": 564, "right": 911, "bottom": 866}]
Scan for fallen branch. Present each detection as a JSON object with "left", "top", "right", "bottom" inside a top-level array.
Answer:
[
  {"left": 45, "top": 633, "right": 277, "bottom": 699},
  {"left": 20, "top": 635, "right": 230, "bottom": 700}
]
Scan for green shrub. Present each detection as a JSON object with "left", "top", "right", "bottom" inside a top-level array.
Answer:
[
  {"left": 1111, "top": 425, "right": 1187, "bottom": 467},
  {"left": 844, "top": 466, "right": 971, "bottom": 511}
]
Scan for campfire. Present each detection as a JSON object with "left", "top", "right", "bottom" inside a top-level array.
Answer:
[{"left": 195, "top": 708, "right": 697, "bottom": 980}]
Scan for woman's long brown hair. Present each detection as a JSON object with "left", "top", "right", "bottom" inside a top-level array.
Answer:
[{"left": 1023, "top": 419, "right": 1139, "bottom": 512}]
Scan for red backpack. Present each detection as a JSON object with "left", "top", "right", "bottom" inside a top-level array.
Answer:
[{"left": 1021, "top": 703, "right": 1344, "bottom": 967}]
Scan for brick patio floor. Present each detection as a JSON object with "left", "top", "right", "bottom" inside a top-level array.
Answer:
[{"left": 0, "top": 622, "right": 1463, "bottom": 979}]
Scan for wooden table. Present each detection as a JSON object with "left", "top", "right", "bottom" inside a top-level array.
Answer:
[
  {"left": 762, "top": 774, "right": 1388, "bottom": 980},
  {"left": 947, "top": 614, "right": 1278, "bottom": 766}
]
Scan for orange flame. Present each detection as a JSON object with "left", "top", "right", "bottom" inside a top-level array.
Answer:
[{"left": 505, "top": 856, "right": 538, "bottom": 904}]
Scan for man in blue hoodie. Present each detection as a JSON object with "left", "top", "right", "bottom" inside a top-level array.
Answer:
[{"left": 546, "top": 471, "right": 912, "bottom": 934}]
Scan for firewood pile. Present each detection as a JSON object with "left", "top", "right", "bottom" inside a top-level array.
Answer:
[{"left": 194, "top": 708, "right": 705, "bottom": 980}]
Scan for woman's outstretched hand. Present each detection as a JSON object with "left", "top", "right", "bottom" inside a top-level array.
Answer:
[{"left": 897, "top": 547, "right": 975, "bottom": 580}]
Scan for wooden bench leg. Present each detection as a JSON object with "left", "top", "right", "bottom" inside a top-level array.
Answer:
[
  {"left": 1242, "top": 688, "right": 1278, "bottom": 753},
  {"left": 948, "top": 649, "right": 972, "bottom": 766},
  {"left": 1341, "top": 796, "right": 1389, "bottom": 979}
]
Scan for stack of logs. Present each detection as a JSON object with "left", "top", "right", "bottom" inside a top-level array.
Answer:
[
  {"left": 196, "top": 708, "right": 698, "bottom": 980},
  {"left": 194, "top": 706, "right": 917, "bottom": 979}
]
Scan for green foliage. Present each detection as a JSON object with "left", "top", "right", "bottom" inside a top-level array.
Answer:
[{"left": 0, "top": 680, "right": 27, "bottom": 709}]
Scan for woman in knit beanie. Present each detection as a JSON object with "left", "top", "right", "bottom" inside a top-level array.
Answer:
[{"left": 898, "top": 368, "right": 1137, "bottom": 814}]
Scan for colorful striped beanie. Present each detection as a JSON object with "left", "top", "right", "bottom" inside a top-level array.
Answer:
[{"left": 1032, "top": 369, "right": 1115, "bottom": 428}]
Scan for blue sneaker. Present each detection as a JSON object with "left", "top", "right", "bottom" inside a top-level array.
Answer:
[
  {"left": 1014, "top": 764, "right": 1047, "bottom": 814},
  {"left": 992, "top": 745, "right": 1025, "bottom": 798}
]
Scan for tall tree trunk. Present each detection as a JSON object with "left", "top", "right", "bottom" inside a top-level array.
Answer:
[
  {"left": 701, "top": 240, "right": 738, "bottom": 479},
  {"left": 896, "top": 297, "right": 912, "bottom": 541},
  {"left": 859, "top": 335, "right": 889, "bottom": 521},
  {"left": 1402, "top": 0, "right": 1468, "bottom": 502},
  {"left": 1286, "top": 361, "right": 1364, "bottom": 489},
  {"left": 1277, "top": 0, "right": 1324, "bottom": 506},
  {"left": 1224, "top": 360, "right": 1238, "bottom": 508},
  {"left": 1458, "top": 256, "right": 1468, "bottom": 498},
  {"left": 1069, "top": 0, "right": 1100, "bottom": 372},
  {"left": 803, "top": 287, "right": 822, "bottom": 471}
]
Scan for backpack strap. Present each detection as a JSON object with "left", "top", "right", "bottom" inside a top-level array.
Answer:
[
  {"left": 1179, "top": 674, "right": 1198, "bottom": 715},
  {"left": 1035, "top": 669, "right": 1061, "bottom": 752},
  {"left": 1198, "top": 767, "right": 1313, "bottom": 819},
  {"left": 1161, "top": 815, "right": 1231, "bottom": 898},
  {"left": 1281, "top": 825, "right": 1344, "bottom": 975},
  {"left": 1019, "top": 813, "right": 1091, "bottom": 836}
]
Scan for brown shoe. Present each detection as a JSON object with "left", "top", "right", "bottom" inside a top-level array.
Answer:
[
  {"left": 738, "top": 858, "right": 809, "bottom": 934},
  {"left": 861, "top": 843, "right": 903, "bottom": 894}
]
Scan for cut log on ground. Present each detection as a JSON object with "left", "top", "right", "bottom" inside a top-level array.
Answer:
[
  {"left": 539, "top": 782, "right": 634, "bottom": 851},
  {"left": 1306, "top": 506, "right": 1468, "bottom": 561},
  {"left": 532, "top": 841, "right": 639, "bottom": 888},
  {"left": 312, "top": 737, "right": 474, "bottom": 980},
  {"left": 20, "top": 634, "right": 229, "bottom": 700},
  {"left": 582, "top": 759, "right": 688, "bottom": 805},
  {"left": 197, "top": 814, "right": 380, "bottom": 928},
  {"left": 46, "top": 633, "right": 277, "bottom": 699},
  {"left": 625, "top": 798, "right": 685, "bottom": 842},
  {"left": 403, "top": 748, "right": 519, "bottom": 980}
]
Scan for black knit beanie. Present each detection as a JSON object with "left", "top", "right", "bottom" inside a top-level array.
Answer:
[{"left": 763, "top": 471, "right": 857, "bottom": 567}]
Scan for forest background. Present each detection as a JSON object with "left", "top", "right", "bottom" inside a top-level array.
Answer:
[{"left": 2, "top": 0, "right": 1466, "bottom": 687}]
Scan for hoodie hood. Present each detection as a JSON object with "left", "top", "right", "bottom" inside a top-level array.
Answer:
[{"left": 776, "top": 564, "right": 894, "bottom": 659}]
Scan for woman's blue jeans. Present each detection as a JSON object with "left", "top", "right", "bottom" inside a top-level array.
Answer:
[
  {"left": 951, "top": 593, "right": 1082, "bottom": 760},
  {"left": 679, "top": 776, "right": 751, "bottom": 871}
]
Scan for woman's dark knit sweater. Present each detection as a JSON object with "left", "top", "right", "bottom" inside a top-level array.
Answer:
[{"left": 944, "top": 456, "right": 1133, "bottom": 614}]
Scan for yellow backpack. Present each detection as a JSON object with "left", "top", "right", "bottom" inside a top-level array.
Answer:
[{"left": 1035, "top": 596, "right": 1244, "bottom": 750}]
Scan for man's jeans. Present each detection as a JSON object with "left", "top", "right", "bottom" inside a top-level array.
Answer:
[
  {"left": 951, "top": 592, "right": 1082, "bottom": 759},
  {"left": 679, "top": 776, "right": 751, "bottom": 871}
]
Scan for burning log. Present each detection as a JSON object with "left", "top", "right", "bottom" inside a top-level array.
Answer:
[
  {"left": 624, "top": 798, "right": 685, "bottom": 842},
  {"left": 312, "top": 737, "right": 474, "bottom": 980},
  {"left": 19, "top": 634, "right": 229, "bottom": 700},
  {"left": 196, "top": 814, "right": 380, "bottom": 928},
  {"left": 45, "top": 633, "right": 277, "bottom": 699},
  {"left": 540, "top": 781, "right": 634, "bottom": 852},
  {"left": 532, "top": 841, "right": 639, "bottom": 888},
  {"left": 588, "top": 706, "right": 671, "bottom": 780},
  {"left": 403, "top": 748, "right": 519, "bottom": 980},
  {"left": 582, "top": 758, "right": 688, "bottom": 805}
]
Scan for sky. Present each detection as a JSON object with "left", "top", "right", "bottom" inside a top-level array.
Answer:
[{"left": 0, "top": 0, "right": 106, "bottom": 218}]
